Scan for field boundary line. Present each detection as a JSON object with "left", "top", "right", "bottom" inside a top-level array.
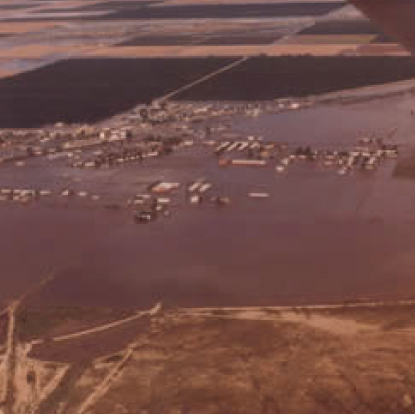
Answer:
[{"left": 157, "top": 56, "right": 248, "bottom": 102}]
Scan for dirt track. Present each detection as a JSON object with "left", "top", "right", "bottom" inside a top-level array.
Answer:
[{"left": 5, "top": 301, "right": 415, "bottom": 414}]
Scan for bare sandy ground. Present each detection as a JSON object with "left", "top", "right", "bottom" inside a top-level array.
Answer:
[
  {"left": 357, "top": 43, "right": 409, "bottom": 56},
  {"left": 85, "top": 43, "right": 360, "bottom": 58},
  {"left": 0, "top": 69, "right": 14, "bottom": 79},
  {"left": 0, "top": 44, "right": 92, "bottom": 59},
  {"left": 2, "top": 302, "right": 415, "bottom": 413},
  {"left": 287, "top": 34, "right": 376, "bottom": 44},
  {"left": 0, "top": 22, "right": 63, "bottom": 34},
  {"left": 262, "top": 43, "right": 358, "bottom": 55},
  {"left": 85, "top": 41, "right": 412, "bottom": 58},
  {"left": 85, "top": 45, "right": 190, "bottom": 58}
]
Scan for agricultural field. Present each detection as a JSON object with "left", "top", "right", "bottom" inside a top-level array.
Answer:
[{"left": 0, "top": 0, "right": 408, "bottom": 83}]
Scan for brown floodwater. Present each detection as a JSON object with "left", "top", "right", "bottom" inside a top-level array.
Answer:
[{"left": 2, "top": 92, "right": 415, "bottom": 310}]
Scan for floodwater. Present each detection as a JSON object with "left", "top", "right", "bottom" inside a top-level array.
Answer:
[{"left": 3, "top": 92, "right": 415, "bottom": 310}]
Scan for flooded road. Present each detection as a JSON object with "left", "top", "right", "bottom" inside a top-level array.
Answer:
[{"left": 2, "top": 92, "right": 415, "bottom": 309}]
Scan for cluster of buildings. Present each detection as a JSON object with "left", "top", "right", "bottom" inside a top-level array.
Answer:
[
  {"left": 0, "top": 98, "right": 402, "bottom": 227},
  {"left": 0, "top": 187, "right": 100, "bottom": 204},
  {"left": 0, "top": 97, "right": 310, "bottom": 171},
  {"left": 210, "top": 136, "right": 399, "bottom": 175},
  {"left": 0, "top": 120, "right": 194, "bottom": 171},
  {"left": 128, "top": 181, "right": 181, "bottom": 223},
  {"left": 185, "top": 179, "right": 229, "bottom": 206},
  {"left": 70, "top": 135, "right": 191, "bottom": 169},
  {"left": 116, "top": 99, "right": 308, "bottom": 134},
  {"left": 129, "top": 178, "right": 232, "bottom": 224}
]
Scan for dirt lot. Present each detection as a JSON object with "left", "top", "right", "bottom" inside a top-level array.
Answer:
[
  {"left": 3, "top": 303, "right": 415, "bottom": 414},
  {"left": 0, "top": 44, "right": 90, "bottom": 59},
  {"left": 89, "top": 43, "right": 357, "bottom": 57},
  {"left": 0, "top": 69, "right": 13, "bottom": 79},
  {"left": 0, "top": 22, "right": 63, "bottom": 34},
  {"left": 357, "top": 43, "right": 408, "bottom": 56}
]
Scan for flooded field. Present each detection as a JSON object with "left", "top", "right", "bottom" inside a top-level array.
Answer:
[{"left": 2, "top": 91, "right": 415, "bottom": 310}]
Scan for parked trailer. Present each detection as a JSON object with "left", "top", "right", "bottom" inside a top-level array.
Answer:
[
  {"left": 226, "top": 142, "right": 240, "bottom": 152},
  {"left": 231, "top": 159, "right": 267, "bottom": 167},
  {"left": 215, "top": 142, "right": 230, "bottom": 153},
  {"left": 199, "top": 183, "right": 212, "bottom": 193},
  {"left": 248, "top": 192, "right": 270, "bottom": 199},
  {"left": 238, "top": 142, "right": 249, "bottom": 151},
  {"left": 188, "top": 180, "right": 204, "bottom": 193}
]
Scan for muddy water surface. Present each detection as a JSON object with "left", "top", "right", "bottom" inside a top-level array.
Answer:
[{"left": 2, "top": 93, "right": 415, "bottom": 309}]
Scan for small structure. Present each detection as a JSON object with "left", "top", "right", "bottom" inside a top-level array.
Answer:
[
  {"left": 135, "top": 210, "right": 156, "bottom": 223},
  {"left": 150, "top": 182, "right": 180, "bottom": 194},
  {"left": 231, "top": 159, "right": 267, "bottom": 167},
  {"left": 248, "top": 192, "right": 270, "bottom": 199}
]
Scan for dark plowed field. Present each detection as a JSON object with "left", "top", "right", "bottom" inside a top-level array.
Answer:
[
  {"left": 2, "top": 56, "right": 414, "bottom": 128},
  {"left": 117, "top": 35, "right": 206, "bottom": 46},
  {"left": 373, "top": 33, "right": 397, "bottom": 43},
  {"left": 118, "top": 34, "right": 281, "bottom": 46},
  {"left": 104, "top": 2, "right": 345, "bottom": 20},
  {"left": 34, "top": 0, "right": 159, "bottom": 14},
  {"left": 300, "top": 19, "right": 384, "bottom": 35},
  {"left": 0, "top": 57, "right": 235, "bottom": 128},
  {"left": 176, "top": 56, "right": 415, "bottom": 101},
  {"left": 0, "top": 4, "right": 35, "bottom": 10}
]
